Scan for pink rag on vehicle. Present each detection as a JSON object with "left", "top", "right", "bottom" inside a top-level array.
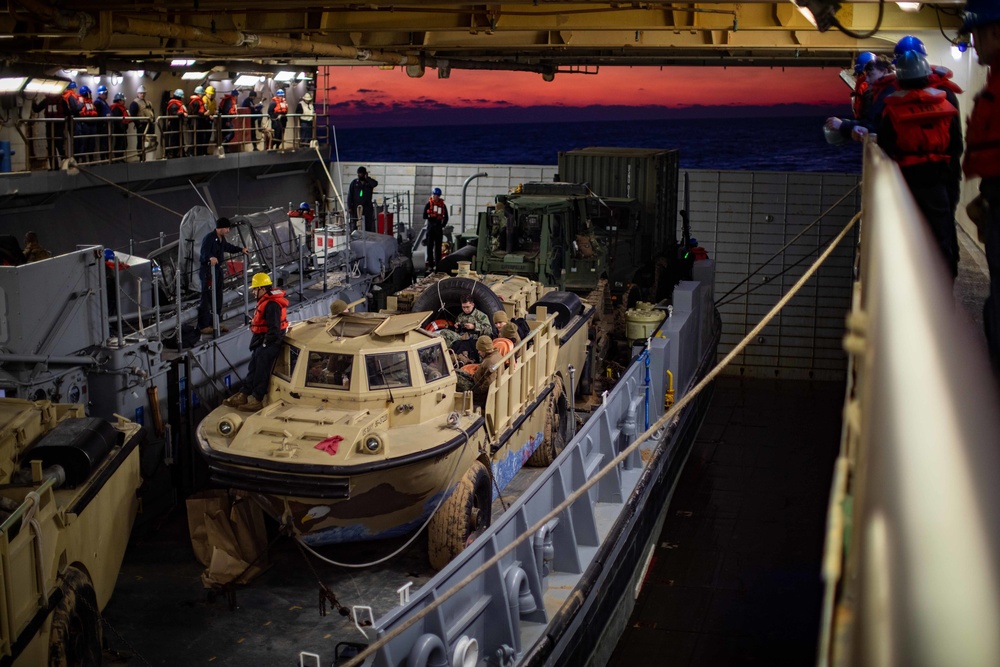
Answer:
[{"left": 314, "top": 435, "right": 343, "bottom": 455}]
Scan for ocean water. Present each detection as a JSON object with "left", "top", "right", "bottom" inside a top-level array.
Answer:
[{"left": 331, "top": 116, "right": 862, "bottom": 173}]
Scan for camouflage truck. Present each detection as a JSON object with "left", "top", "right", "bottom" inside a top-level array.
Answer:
[
  {"left": 0, "top": 400, "right": 144, "bottom": 666},
  {"left": 196, "top": 277, "right": 591, "bottom": 569}
]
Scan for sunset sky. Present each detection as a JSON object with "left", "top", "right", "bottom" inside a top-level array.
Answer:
[{"left": 319, "top": 65, "right": 849, "bottom": 126}]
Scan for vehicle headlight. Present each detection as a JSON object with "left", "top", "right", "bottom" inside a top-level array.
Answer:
[
  {"left": 359, "top": 434, "right": 384, "bottom": 455},
  {"left": 218, "top": 414, "right": 243, "bottom": 437}
]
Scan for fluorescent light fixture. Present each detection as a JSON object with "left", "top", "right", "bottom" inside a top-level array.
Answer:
[
  {"left": 171, "top": 59, "right": 195, "bottom": 67},
  {"left": 182, "top": 71, "right": 209, "bottom": 80},
  {"left": 0, "top": 77, "right": 28, "bottom": 93},
  {"left": 297, "top": 71, "right": 313, "bottom": 80},
  {"left": 234, "top": 74, "right": 261, "bottom": 86},
  {"left": 896, "top": 2, "right": 921, "bottom": 11},
  {"left": 275, "top": 71, "right": 296, "bottom": 82},
  {"left": 24, "top": 78, "right": 69, "bottom": 95}
]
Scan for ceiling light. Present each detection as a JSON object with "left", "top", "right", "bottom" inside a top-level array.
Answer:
[
  {"left": 182, "top": 71, "right": 209, "bottom": 80},
  {"left": 0, "top": 77, "right": 28, "bottom": 94},
  {"left": 24, "top": 78, "right": 69, "bottom": 95},
  {"left": 234, "top": 74, "right": 261, "bottom": 86},
  {"left": 64, "top": 69, "right": 78, "bottom": 78},
  {"left": 111, "top": 73, "right": 122, "bottom": 86},
  {"left": 275, "top": 71, "right": 296, "bottom": 82},
  {"left": 297, "top": 72, "right": 313, "bottom": 80},
  {"left": 133, "top": 70, "right": 144, "bottom": 78},
  {"left": 171, "top": 59, "right": 195, "bottom": 67},
  {"left": 896, "top": 2, "right": 921, "bottom": 11}
]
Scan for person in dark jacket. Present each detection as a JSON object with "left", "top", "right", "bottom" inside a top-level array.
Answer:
[
  {"left": 110, "top": 92, "right": 130, "bottom": 161},
  {"left": 197, "top": 217, "right": 249, "bottom": 335},
  {"left": 347, "top": 166, "right": 378, "bottom": 232},
  {"left": 223, "top": 272, "right": 289, "bottom": 412},
  {"left": 164, "top": 89, "right": 187, "bottom": 158},
  {"left": 877, "top": 50, "right": 963, "bottom": 279},
  {"left": 826, "top": 55, "right": 897, "bottom": 142},
  {"left": 242, "top": 90, "right": 262, "bottom": 151},
  {"left": 267, "top": 89, "right": 288, "bottom": 150},
  {"left": 962, "top": 0, "right": 1000, "bottom": 374}
]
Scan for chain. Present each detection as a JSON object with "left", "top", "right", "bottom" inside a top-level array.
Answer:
[
  {"left": 76, "top": 586, "right": 154, "bottom": 667},
  {"left": 293, "top": 538, "right": 355, "bottom": 621}
]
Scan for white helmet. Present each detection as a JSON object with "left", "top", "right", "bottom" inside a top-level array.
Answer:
[{"left": 137, "top": 85, "right": 146, "bottom": 94}]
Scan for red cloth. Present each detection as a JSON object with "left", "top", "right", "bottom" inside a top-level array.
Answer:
[{"left": 314, "top": 435, "right": 343, "bottom": 455}]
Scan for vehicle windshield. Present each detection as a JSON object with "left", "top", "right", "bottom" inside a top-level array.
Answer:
[
  {"left": 273, "top": 344, "right": 300, "bottom": 381},
  {"left": 305, "top": 352, "right": 353, "bottom": 390},
  {"left": 417, "top": 344, "right": 449, "bottom": 383},
  {"left": 365, "top": 351, "right": 411, "bottom": 389}
]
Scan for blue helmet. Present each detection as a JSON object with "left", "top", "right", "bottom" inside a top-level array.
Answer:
[
  {"left": 194, "top": 85, "right": 205, "bottom": 95},
  {"left": 67, "top": 81, "right": 77, "bottom": 90},
  {"left": 854, "top": 52, "right": 876, "bottom": 75},
  {"left": 96, "top": 84, "right": 108, "bottom": 95},
  {"left": 173, "top": 88, "right": 184, "bottom": 98},
  {"left": 896, "top": 50, "right": 932, "bottom": 82},
  {"left": 963, "top": 0, "right": 1000, "bottom": 31},
  {"left": 79, "top": 85, "right": 91, "bottom": 96},
  {"left": 894, "top": 35, "right": 927, "bottom": 60},
  {"left": 113, "top": 92, "right": 125, "bottom": 102},
  {"left": 276, "top": 89, "right": 285, "bottom": 97},
  {"left": 299, "top": 202, "right": 310, "bottom": 211},
  {"left": 432, "top": 187, "right": 442, "bottom": 196},
  {"left": 103, "top": 249, "right": 115, "bottom": 262}
]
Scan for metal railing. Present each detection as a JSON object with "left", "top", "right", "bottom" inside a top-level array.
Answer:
[
  {"left": 15, "top": 110, "right": 330, "bottom": 169},
  {"left": 820, "top": 142, "right": 1000, "bottom": 667}
]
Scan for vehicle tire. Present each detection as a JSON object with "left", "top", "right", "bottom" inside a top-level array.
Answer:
[
  {"left": 48, "top": 566, "right": 102, "bottom": 667},
  {"left": 528, "top": 375, "right": 568, "bottom": 467},
  {"left": 428, "top": 461, "right": 493, "bottom": 570},
  {"left": 410, "top": 277, "right": 504, "bottom": 323}
]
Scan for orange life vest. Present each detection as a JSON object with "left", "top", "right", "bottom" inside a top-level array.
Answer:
[
  {"left": 851, "top": 77, "right": 869, "bottom": 120},
  {"left": 882, "top": 87, "right": 957, "bottom": 167},
  {"left": 79, "top": 98, "right": 98, "bottom": 117},
  {"left": 250, "top": 290, "right": 289, "bottom": 334},
  {"left": 166, "top": 98, "right": 186, "bottom": 116},
  {"left": 188, "top": 95, "right": 207, "bottom": 116},
  {"left": 272, "top": 98, "right": 288, "bottom": 114},
  {"left": 928, "top": 65, "right": 964, "bottom": 96},
  {"left": 426, "top": 197, "right": 446, "bottom": 220},
  {"left": 963, "top": 73, "right": 1000, "bottom": 180}
]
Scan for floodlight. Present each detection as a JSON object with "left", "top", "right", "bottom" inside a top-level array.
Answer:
[
  {"left": 64, "top": 69, "right": 79, "bottom": 78},
  {"left": 24, "top": 78, "right": 69, "bottom": 95},
  {"left": 792, "top": 0, "right": 841, "bottom": 31},
  {"left": 0, "top": 77, "right": 28, "bottom": 94},
  {"left": 896, "top": 2, "right": 921, "bottom": 11},
  {"left": 234, "top": 74, "right": 261, "bottom": 86}
]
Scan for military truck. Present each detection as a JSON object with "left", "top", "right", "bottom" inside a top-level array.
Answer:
[
  {"left": 475, "top": 148, "right": 682, "bottom": 306},
  {"left": 0, "top": 400, "right": 144, "bottom": 666},
  {"left": 196, "top": 277, "right": 591, "bottom": 569}
]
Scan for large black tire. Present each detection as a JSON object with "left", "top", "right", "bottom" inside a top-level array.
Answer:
[
  {"left": 528, "top": 376, "right": 569, "bottom": 467},
  {"left": 48, "top": 567, "right": 102, "bottom": 667},
  {"left": 428, "top": 461, "right": 493, "bottom": 570},
  {"left": 410, "top": 277, "right": 504, "bottom": 324}
]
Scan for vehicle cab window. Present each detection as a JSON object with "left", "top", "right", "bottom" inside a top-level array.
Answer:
[
  {"left": 273, "top": 344, "right": 300, "bottom": 381},
  {"left": 366, "top": 351, "right": 411, "bottom": 389},
  {"left": 418, "top": 344, "right": 449, "bottom": 383},
  {"left": 305, "top": 352, "right": 353, "bottom": 389}
]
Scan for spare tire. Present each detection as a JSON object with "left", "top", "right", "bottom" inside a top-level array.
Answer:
[{"left": 410, "top": 277, "right": 505, "bottom": 323}]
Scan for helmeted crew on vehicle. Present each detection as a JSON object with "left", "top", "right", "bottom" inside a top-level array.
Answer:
[{"left": 222, "top": 272, "right": 289, "bottom": 413}]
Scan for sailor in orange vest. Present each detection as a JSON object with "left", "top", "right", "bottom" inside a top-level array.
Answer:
[
  {"left": 962, "top": 0, "right": 1000, "bottom": 373},
  {"left": 877, "top": 50, "right": 963, "bottom": 279},
  {"left": 422, "top": 187, "right": 449, "bottom": 271},
  {"left": 76, "top": 85, "right": 99, "bottom": 162},
  {"left": 268, "top": 89, "right": 289, "bottom": 150},
  {"left": 223, "top": 272, "right": 289, "bottom": 412}
]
